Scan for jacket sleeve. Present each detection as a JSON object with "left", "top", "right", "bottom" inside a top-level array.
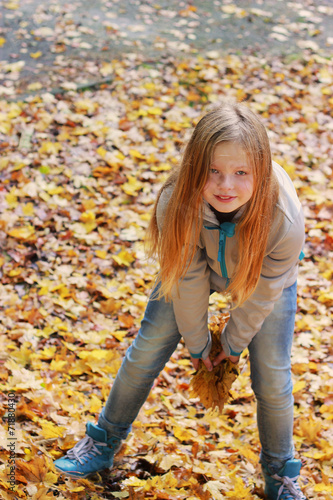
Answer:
[
  {"left": 156, "top": 188, "right": 212, "bottom": 358},
  {"left": 221, "top": 208, "right": 305, "bottom": 356},
  {"left": 171, "top": 247, "right": 212, "bottom": 358}
]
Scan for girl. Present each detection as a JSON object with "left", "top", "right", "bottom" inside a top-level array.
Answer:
[{"left": 54, "top": 100, "right": 306, "bottom": 500}]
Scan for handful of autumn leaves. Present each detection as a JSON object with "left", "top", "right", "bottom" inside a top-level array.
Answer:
[{"left": 190, "top": 313, "right": 240, "bottom": 412}]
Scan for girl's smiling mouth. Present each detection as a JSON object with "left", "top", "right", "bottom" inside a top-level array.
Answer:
[{"left": 214, "top": 195, "right": 237, "bottom": 202}]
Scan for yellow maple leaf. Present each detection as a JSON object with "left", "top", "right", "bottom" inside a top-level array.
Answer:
[
  {"left": 173, "top": 425, "right": 193, "bottom": 442},
  {"left": 121, "top": 176, "right": 144, "bottom": 196},
  {"left": 78, "top": 350, "right": 110, "bottom": 361},
  {"left": 22, "top": 202, "right": 35, "bottom": 216},
  {"left": 178, "top": 359, "right": 191, "bottom": 366},
  {"left": 4, "top": 2, "right": 19, "bottom": 9},
  {"left": 8, "top": 225, "right": 35, "bottom": 240},
  {"left": 161, "top": 396, "right": 174, "bottom": 412},
  {"left": 95, "top": 250, "right": 108, "bottom": 259},
  {"left": 30, "top": 51, "right": 43, "bottom": 58},
  {"left": 27, "top": 82, "right": 43, "bottom": 91},
  {"left": 0, "top": 157, "right": 10, "bottom": 171},
  {"left": 75, "top": 99, "right": 98, "bottom": 113},
  {"left": 96, "top": 146, "right": 122, "bottom": 168},
  {"left": 304, "top": 448, "right": 333, "bottom": 461},
  {"left": 47, "top": 185, "right": 64, "bottom": 195},
  {"left": 68, "top": 359, "right": 87, "bottom": 376},
  {"left": 143, "top": 82, "right": 156, "bottom": 91},
  {"left": 295, "top": 415, "right": 322, "bottom": 443},
  {"left": 147, "top": 107, "right": 163, "bottom": 115},
  {"left": 80, "top": 211, "right": 97, "bottom": 233},
  {"left": 82, "top": 199, "right": 96, "bottom": 211},
  {"left": 38, "top": 285, "right": 50, "bottom": 296},
  {"left": 12, "top": 161, "right": 27, "bottom": 171},
  {"left": 96, "top": 146, "right": 108, "bottom": 158},
  {"left": 16, "top": 455, "right": 50, "bottom": 482},
  {"left": 100, "top": 62, "right": 114, "bottom": 76},
  {"left": 165, "top": 120, "right": 182, "bottom": 131},
  {"left": 59, "top": 286, "right": 71, "bottom": 299},
  {"left": 225, "top": 472, "right": 253, "bottom": 498},
  {"left": 95, "top": 285, "right": 113, "bottom": 299},
  {"left": 111, "top": 330, "right": 128, "bottom": 341},
  {"left": 112, "top": 249, "right": 135, "bottom": 267},
  {"left": 78, "top": 349, "right": 121, "bottom": 375},
  {"left": 320, "top": 404, "right": 333, "bottom": 416},
  {"left": 123, "top": 476, "right": 146, "bottom": 487},
  {"left": 88, "top": 393, "right": 102, "bottom": 413},
  {"left": 72, "top": 127, "right": 89, "bottom": 136},
  {"left": 233, "top": 439, "right": 259, "bottom": 464},
  {"left": 40, "top": 421, "right": 66, "bottom": 439},
  {"left": 292, "top": 380, "right": 306, "bottom": 394},
  {"left": 39, "top": 346, "right": 57, "bottom": 359},
  {"left": 314, "top": 483, "right": 333, "bottom": 493},
  {"left": 50, "top": 359, "right": 68, "bottom": 371},
  {"left": 38, "top": 142, "right": 62, "bottom": 155},
  {"left": 8, "top": 267, "right": 24, "bottom": 277},
  {"left": 151, "top": 163, "right": 171, "bottom": 171},
  {"left": 5, "top": 192, "right": 18, "bottom": 208},
  {"left": 144, "top": 405, "right": 159, "bottom": 416},
  {"left": 129, "top": 149, "right": 145, "bottom": 159},
  {"left": 203, "top": 481, "right": 224, "bottom": 500},
  {"left": 317, "top": 290, "right": 333, "bottom": 306},
  {"left": 159, "top": 453, "right": 186, "bottom": 472},
  {"left": 145, "top": 471, "right": 178, "bottom": 490}
]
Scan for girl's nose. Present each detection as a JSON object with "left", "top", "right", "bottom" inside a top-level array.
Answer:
[{"left": 217, "top": 174, "right": 232, "bottom": 189}]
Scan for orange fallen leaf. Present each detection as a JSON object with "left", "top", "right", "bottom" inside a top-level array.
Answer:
[{"left": 16, "top": 455, "right": 50, "bottom": 483}]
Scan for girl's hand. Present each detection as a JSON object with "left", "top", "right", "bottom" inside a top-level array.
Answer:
[
  {"left": 213, "top": 349, "right": 240, "bottom": 367},
  {"left": 191, "top": 355, "right": 214, "bottom": 372}
]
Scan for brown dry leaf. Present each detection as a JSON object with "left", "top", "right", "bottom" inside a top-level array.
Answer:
[
  {"left": 32, "top": 487, "right": 56, "bottom": 499},
  {"left": 99, "top": 297, "right": 121, "bottom": 314},
  {"left": 16, "top": 455, "right": 50, "bottom": 483},
  {"left": 190, "top": 315, "right": 240, "bottom": 412}
]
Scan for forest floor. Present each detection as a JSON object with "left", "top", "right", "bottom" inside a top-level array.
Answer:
[{"left": 1, "top": 1, "right": 333, "bottom": 499}]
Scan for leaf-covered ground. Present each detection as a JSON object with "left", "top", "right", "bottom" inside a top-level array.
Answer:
[{"left": 1, "top": 47, "right": 333, "bottom": 499}]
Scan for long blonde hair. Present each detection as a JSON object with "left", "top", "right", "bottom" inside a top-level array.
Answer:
[{"left": 146, "top": 99, "right": 279, "bottom": 307}]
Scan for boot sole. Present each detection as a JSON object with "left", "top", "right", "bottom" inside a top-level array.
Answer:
[{"left": 55, "top": 465, "right": 111, "bottom": 479}]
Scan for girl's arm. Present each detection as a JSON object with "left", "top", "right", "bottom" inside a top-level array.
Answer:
[
  {"left": 171, "top": 245, "right": 212, "bottom": 359},
  {"left": 156, "top": 188, "right": 214, "bottom": 364},
  {"left": 221, "top": 208, "right": 305, "bottom": 356}
]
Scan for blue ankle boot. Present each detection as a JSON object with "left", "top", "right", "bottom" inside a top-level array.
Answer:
[
  {"left": 54, "top": 422, "right": 121, "bottom": 478},
  {"left": 262, "top": 459, "right": 307, "bottom": 500}
]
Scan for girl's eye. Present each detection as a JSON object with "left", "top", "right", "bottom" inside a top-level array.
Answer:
[
  {"left": 210, "top": 168, "right": 219, "bottom": 174},
  {"left": 236, "top": 170, "right": 247, "bottom": 176}
]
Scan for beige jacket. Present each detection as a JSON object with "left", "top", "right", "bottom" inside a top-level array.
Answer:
[{"left": 156, "top": 161, "right": 305, "bottom": 358}]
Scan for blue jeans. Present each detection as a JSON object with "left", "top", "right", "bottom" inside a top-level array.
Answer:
[{"left": 98, "top": 282, "right": 297, "bottom": 472}]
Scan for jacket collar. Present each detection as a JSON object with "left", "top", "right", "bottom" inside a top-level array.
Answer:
[{"left": 202, "top": 199, "right": 248, "bottom": 226}]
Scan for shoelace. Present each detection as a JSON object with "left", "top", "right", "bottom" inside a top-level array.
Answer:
[
  {"left": 272, "top": 473, "right": 305, "bottom": 500},
  {"left": 66, "top": 436, "right": 107, "bottom": 465}
]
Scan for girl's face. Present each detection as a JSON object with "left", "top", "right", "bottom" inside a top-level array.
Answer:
[{"left": 203, "top": 141, "right": 254, "bottom": 213}]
